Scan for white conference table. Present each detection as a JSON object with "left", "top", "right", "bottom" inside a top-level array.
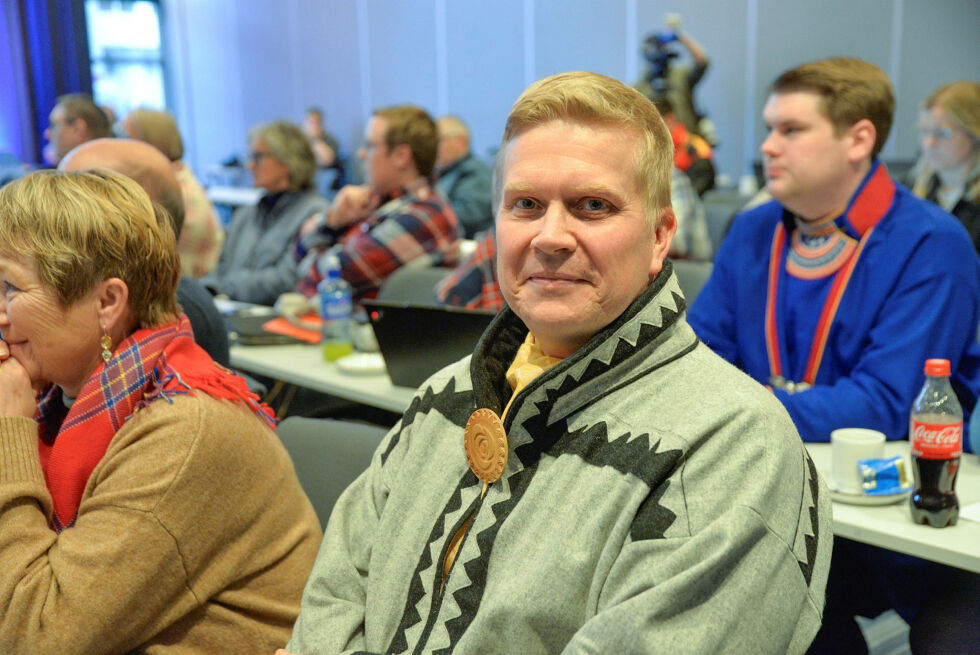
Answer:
[
  {"left": 230, "top": 342, "right": 416, "bottom": 414},
  {"left": 231, "top": 342, "right": 980, "bottom": 573},
  {"left": 807, "top": 441, "right": 980, "bottom": 573},
  {"left": 206, "top": 185, "right": 262, "bottom": 207}
]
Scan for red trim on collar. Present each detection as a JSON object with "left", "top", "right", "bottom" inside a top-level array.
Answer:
[{"left": 846, "top": 164, "right": 895, "bottom": 237}]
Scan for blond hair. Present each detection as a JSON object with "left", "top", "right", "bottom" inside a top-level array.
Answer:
[
  {"left": 496, "top": 71, "right": 673, "bottom": 227},
  {"left": 249, "top": 120, "right": 316, "bottom": 192},
  {"left": 125, "top": 108, "right": 185, "bottom": 162},
  {"left": 913, "top": 81, "right": 980, "bottom": 202},
  {"left": 770, "top": 57, "right": 894, "bottom": 159},
  {"left": 0, "top": 170, "right": 180, "bottom": 327}
]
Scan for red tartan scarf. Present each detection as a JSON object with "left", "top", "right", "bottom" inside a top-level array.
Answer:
[{"left": 35, "top": 315, "right": 274, "bottom": 532}]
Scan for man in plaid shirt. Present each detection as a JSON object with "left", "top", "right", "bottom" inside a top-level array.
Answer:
[{"left": 295, "top": 105, "right": 458, "bottom": 302}]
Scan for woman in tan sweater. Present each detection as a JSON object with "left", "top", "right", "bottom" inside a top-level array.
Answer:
[{"left": 0, "top": 169, "right": 321, "bottom": 654}]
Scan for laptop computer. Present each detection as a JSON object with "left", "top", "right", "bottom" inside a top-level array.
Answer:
[
  {"left": 226, "top": 306, "right": 308, "bottom": 346},
  {"left": 361, "top": 299, "right": 496, "bottom": 388}
]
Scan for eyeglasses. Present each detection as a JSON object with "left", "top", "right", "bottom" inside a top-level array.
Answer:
[
  {"left": 359, "top": 141, "right": 385, "bottom": 155},
  {"left": 918, "top": 126, "right": 955, "bottom": 141},
  {"left": 249, "top": 151, "right": 270, "bottom": 163}
]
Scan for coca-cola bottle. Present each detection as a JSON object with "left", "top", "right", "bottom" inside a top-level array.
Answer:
[{"left": 909, "top": 358, "right": 962, "bottom": 528}]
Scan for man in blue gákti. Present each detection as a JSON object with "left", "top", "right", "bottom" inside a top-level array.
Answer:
[{"left": 688, "top": 56, "right": 980, "bottom": 655}]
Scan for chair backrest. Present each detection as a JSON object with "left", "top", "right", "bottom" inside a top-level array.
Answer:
[
  {"left": 276, "top": 416, "right": 388, "bottom": 528},
  {"left": 377, "top": 265, "right": 452, "bottom": 306},
  {"left": 672, "top": 260, "right": 714, "bottom": 306},
  {"left": 701, "top": 191, "right": 746, "bottom": 255}
]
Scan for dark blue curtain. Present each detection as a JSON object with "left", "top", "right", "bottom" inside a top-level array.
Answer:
[{"left": 13, "top": 0, "right": 92, "bottom": 164}]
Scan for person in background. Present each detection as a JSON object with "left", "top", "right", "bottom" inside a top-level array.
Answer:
[
  {"left": 59, "top": 137, "right": 231, "bottom": 368},
  {"left": 303, "top": 107, "right": 346, "bottom": 196},
  {"left": 303, "top": 106, "right": 341, "bottom": 169},
  {"left": 124, "top": 108, "right": 225, "bottom": 278},
  {"left": 294, "top": 105, "right": 457, "bottom": 304},
  {"left": 43, "top": 93, "right": 112, "bottom": 165},
  {"left": 634, "top": 14, "right": 715, "bottom": 145},
  {"left": 668, "top": 166, "right": 712, "bottom": 258},
  {"left": 654, "top": 95, "right": 716, "bottom": 196},
  {"left": 202, "top": 120, "right": 327, "bottom": 305},
  {"left": 687, "top": 56, "right": 980, "bottom": 654},
  {"left": 282, "top": 71, "right": 830, "bottom": 655},
  {"left": 434, "top": 228, "right": 502, "bottom": 311},
  {"left": 0, "top": 169, "right": 321, "bottom": 654},
  {"left": 910, "top": 80, "right": 980, "bottom": 253},
  {"left": 435, "top": 115, "right": 494, "bottom": 238}
]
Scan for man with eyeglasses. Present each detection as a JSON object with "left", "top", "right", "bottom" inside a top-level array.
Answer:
[
  {"left": 44, "top": 93, "right": 112, "bottom": 165},
  {"left": 293, "top": 105, "right": 458, "bottom": 302},
  {"left": 688, "top": 57, "right": 980, "bottom": 653}
]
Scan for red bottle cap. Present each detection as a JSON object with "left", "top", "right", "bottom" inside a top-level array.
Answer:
[{"left": 924, "top": 358, "right": 951, "bottom": 377}]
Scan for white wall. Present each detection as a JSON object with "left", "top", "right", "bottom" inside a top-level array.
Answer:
[{"left": 163, "top": 0, "right": 980, "bottom": 181}]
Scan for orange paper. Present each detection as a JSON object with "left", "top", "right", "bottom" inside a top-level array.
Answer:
[{"left": 262, "top": 315, "right": 322, "bottom": 344}]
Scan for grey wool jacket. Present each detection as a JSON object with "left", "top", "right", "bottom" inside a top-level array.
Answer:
[
  {"left": 288, "top": 261, "right": 833, "bottom": 654},
  {"left": 202, "top": 189, "right": 327, "bottom": 305}
]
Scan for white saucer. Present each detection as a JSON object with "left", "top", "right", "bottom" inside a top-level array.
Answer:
[
  {"left": 829, "top": 487, "right": 912, "bottom": 506},
  {"left": 335, "top": 352, "right": 386, "bottom": 376}
]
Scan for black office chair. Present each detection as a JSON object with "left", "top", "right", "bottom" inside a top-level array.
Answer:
[{"left": 275, "top": 416, "right": 388, "bottom": 528}]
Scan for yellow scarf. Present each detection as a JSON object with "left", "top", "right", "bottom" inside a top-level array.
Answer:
[{"left": 501, "top": 332, "right": 564, "bottom": 421}]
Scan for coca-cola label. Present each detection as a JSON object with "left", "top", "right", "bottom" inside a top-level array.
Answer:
[{"left": 910, "top": 421, "right": 963, "bottom": 459}]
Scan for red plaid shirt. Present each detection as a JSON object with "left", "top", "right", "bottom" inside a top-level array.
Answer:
[
  {"left": 297, "top": 184, "right": 458, "bottom": 301},
  {"left": 435, "top": 229, "right": 505, "bottom": 311}
]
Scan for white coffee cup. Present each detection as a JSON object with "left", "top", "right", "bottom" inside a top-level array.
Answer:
[{"left": 831, "top": 428, "right": 886, "bottom": 494}]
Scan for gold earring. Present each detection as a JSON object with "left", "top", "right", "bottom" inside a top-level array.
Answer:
[{"left": 100, "top": 330, "right": 113, "bottom": 363}]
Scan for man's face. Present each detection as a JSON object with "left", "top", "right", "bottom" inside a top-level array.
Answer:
[
  {"left": 45, "top": 105, "right": 87, "bottom": 163},
  {"left": 496, "top": 121, "right": 673, "bottom": 358},
  {"left": 761, "top": 92, "right": 855, "bottom": 217},
  {"left": 360, "top": 116, "right": 399, "bottom": 195},
  {"left": 918, "top": 105, "right": 976, "bottom": 175},
  {"left": 436, "top": 126, "right": 465, "bottom": 170}
]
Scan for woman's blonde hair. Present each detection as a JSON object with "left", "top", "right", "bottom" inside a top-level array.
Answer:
[
  {"left": 249, "top": 120, "right": 316, "bottom": 192},
  {"left": 0, "top": 169, "right": 180, "bottom": 327},
  {"left": 913, "top": 81, "right": 980, "bottom": 203},
  {"left": 496, "top": 71, "right": 673, "bottom": 228},
  {"left": 125, "top": 108, "right": 184, "bottom": 162}
]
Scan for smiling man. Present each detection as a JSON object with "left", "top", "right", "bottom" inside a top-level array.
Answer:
[
  {"left": 283, "top": 72, "right": 830, "bottom": 655},
  {"left": 687, "top": 57, "right": 980, "bottom": 653}
]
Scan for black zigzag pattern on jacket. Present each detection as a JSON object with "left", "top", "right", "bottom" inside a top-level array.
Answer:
[
  {"left": 386, "top": 471, "right": 478, "bottom": 655},
  {"left": 547, "top": 419, "right": 682, "bottom": 542},
  {"left": 798, "top": 453, "right": 821, "bottom": 586},
  {"left": 381, "top": 378, "right": 473, "bottom": 466},
  {"left": 439, "top": 409, "right": 684, "bottom": 650},
  {"left": 438, "top": 441, "right": 541, "bottom": 653}
]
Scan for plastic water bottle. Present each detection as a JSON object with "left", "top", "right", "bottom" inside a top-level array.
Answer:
[{"left": 317, "top": 254, "right": 353, "bottom": 362}]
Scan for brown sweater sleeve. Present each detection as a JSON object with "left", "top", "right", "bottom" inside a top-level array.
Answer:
[{"left": 0, "top": 396, "right": 321, "bottom": 655}]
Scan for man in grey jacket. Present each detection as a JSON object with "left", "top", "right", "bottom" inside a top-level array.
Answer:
[{"left": 283, "top": 71, "right": 831, "bottom": 655}]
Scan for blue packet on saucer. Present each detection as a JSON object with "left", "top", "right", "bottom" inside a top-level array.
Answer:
[{"left": 859, "top": 455, "right": 911, "bottom": 496}]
